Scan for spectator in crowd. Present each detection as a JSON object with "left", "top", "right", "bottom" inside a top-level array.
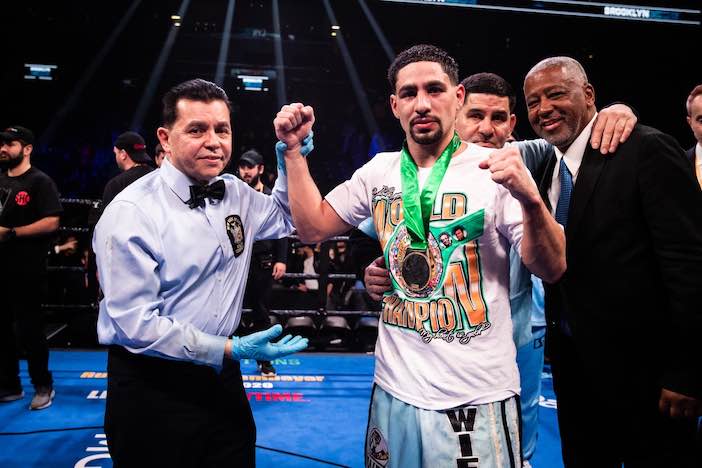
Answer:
[
  {"left": 326, "top": 240, "right": 352, "bottom": 309},
  {"left": 0, "top": 126, "right": 63, "bottom": 410},
  {"left": 301, "top": 245, "right": 319, "bottom": 292},
  {"left": 101, "top": 131, "right": 154, "bottom": 209},
  {"left": 48, "top": 235, "right": 86, "bottom": 305}
]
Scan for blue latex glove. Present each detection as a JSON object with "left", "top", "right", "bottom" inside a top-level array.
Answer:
[
  {"left": 230, "top": 324, "right": 308, "bottom": 361},
  {"left": 275, "top": 131, "right": 314, "bottom": 175}
]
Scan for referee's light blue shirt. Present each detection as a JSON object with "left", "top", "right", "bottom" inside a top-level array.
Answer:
[{"left": 93, "top": 157, "right": 294, "bottom": 367}]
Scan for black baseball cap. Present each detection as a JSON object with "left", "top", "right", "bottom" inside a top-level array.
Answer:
[
  {"left": 239, "top": 149, "right": 263, "bottom": 166},
  {"left": 114, "top": 131, "right": 151, "bottom": 164},
  {"left": 0, "top": 126, "right": 35, "bottom": 145}
]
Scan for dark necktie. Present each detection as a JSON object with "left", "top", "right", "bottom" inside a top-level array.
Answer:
[
  {"left": 555, "top": 158, "right": 573, "bottom": 227},
  {"left": 554, "top": 157, "right": 575, "bottom": 336},
  {"left": 187, "top": 179, "right": 225, "bottom": 209}
]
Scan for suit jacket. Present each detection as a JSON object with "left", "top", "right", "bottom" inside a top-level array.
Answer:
[
  {"left": 686, "top": 145, "right": 695, "bottom": 164},
  {"left": 537, "top": 125, "right": 702, "bottom": 399}
]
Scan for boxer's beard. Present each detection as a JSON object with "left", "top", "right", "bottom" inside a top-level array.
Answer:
[{"left": 409, "top": 121, "right": 444, "bottom": 146}]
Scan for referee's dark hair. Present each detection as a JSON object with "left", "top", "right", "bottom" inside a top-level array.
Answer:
[{"left": 162, "top": 79, "right": 232, "bottom": 128}]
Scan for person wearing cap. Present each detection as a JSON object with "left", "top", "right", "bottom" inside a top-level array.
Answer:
[
  {"left": 0, "top": 126, "right": 63, "bottom": 410},
  {"left": 237, "top": 149, "right": 288, "bottom": 377},
  {"left": 93, "top": 79, "right": 308, "bottom": 466},
  {"left": 153, "top": 142, "right": 167, "bottom": 168},
  {"left": 101, "top": 131, "right": 154, "bottom": 210},
  {"left": 0, "top": 146, "right": 9, "bottom": 173}
]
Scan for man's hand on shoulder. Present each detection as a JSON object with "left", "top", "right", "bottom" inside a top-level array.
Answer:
[{"left": 590, "top": 103, "right": 637, "bottom": 154}]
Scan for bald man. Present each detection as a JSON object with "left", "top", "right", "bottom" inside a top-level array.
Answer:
[{"left": 525, "top": 56, "right": 702, "bottom": 467}]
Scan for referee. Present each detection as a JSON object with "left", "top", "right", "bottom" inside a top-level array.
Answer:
[{"left": 94, "top": 79, "right": 308, "bottom": 466}]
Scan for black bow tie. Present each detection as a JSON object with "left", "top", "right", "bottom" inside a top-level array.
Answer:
[{"left": 187, "top": 179, "right": 225, "bottom": 209}]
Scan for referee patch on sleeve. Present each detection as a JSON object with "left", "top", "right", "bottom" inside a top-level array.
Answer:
[{"left": 225, "top": 214, "right": 245, "bottom": 257}]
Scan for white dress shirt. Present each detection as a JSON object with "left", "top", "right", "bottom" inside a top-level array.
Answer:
[
  {"left": 93, "top": 157, "right": 294, "bottom": 366},
  {"left": 695, "top": 143, "right": 702, "bottom": 187},
  {"left": 548, "top": 113, "right": 597, "bottom": 214}
]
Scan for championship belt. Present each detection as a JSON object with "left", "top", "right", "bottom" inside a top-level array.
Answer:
[
  {"left": 401, "top": 249, "right": 431, "bottom": 292},
  {"left": 386, "top": 210, "right": 485, "bottom": 299},
  {"left": 393, "top": 133, "right": 460, "bottom": 297}
]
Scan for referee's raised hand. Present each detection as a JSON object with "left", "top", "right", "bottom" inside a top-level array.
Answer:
[{"left": 274, "top": 103, "right": 315, "bottom": 152}]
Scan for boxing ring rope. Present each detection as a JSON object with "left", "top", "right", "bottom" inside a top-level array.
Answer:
[{"left": 43, "top": 199, "right": 381, "bottom": 347}]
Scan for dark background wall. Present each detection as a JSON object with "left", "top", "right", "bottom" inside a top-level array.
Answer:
[{"left": 1, "top": 0, "right": 699, "bottom": 198}]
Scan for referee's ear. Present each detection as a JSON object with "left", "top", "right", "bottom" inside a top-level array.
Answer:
[{"left": 157, "top": 127, "right": 171, "bottom": 153}]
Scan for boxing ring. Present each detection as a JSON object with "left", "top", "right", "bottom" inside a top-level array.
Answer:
[
  {"left": 43, "top": 198, "right": 381, "bottom": 351},
  {"left": 1, "top": 199, "right": 565, "bottom": 468}
]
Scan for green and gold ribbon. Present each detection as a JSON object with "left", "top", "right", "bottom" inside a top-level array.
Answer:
[{"left": 400, "top": 132, "right": 461, "bottom": 250}]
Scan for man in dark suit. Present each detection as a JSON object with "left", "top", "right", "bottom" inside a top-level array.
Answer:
[
  {"left": 685, "top": 84, "right": 702, "bottom": 187},
  {"left": 524, "top": 57, "right": 702, "bottom": 467}
]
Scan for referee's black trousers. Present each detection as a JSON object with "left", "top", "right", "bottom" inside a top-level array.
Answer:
[{"left": 105, "top": 346, "right": 255, "bottom": 467}]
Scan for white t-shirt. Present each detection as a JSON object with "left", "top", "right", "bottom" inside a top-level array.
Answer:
[{"left": 326, "top": 143, "right": 523, "bottom": 409}]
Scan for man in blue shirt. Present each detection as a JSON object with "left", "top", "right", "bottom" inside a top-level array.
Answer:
[{"left": 93, "top": 79, "right": 308, "bottom": 467}]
